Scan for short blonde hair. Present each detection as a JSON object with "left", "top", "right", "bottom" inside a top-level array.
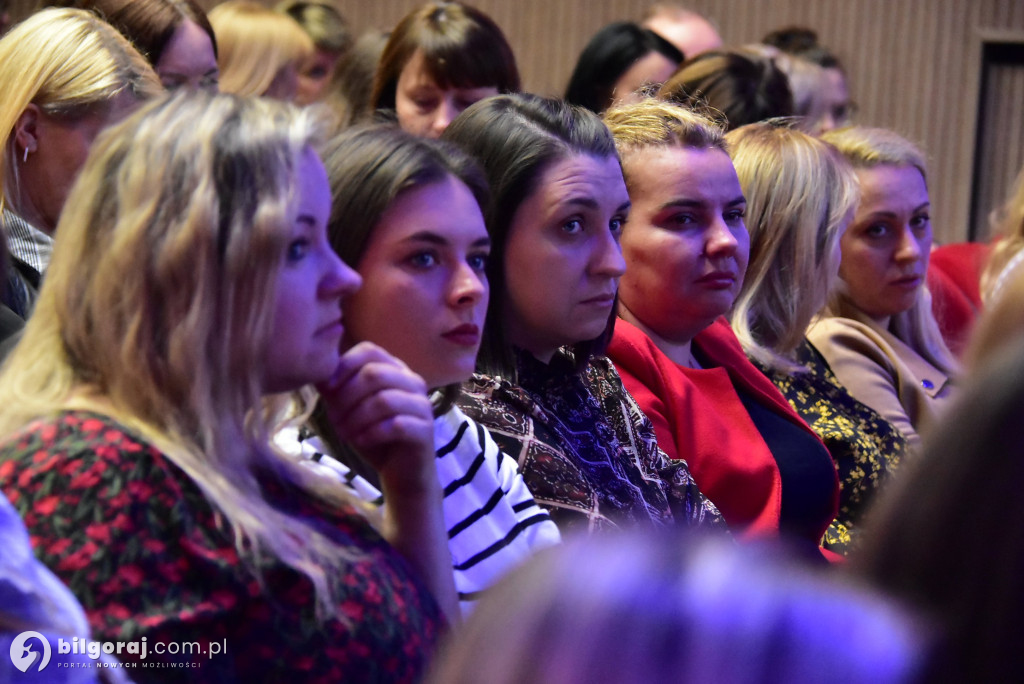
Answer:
[
  {"left": 821, "top": 126, "right": 956, "bottom": 375},
  {"left": 603, "top": 97, "right": 725, "bottom": 191},
  {"left": 0, "top": 92, "right": 363, "bottom": 620},
  {"left": 728, "top": 121, "right": 858, "bottom": 370},
  {"left": 0, "top": 7, "right": 160, "bottom": 214},
  {"left": 209, "top": 0, "right": 314, "bottom": 97}
]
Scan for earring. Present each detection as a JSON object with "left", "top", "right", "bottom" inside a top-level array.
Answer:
[{"left": 22, "top": 146, "right": 28, "bottom": 163}]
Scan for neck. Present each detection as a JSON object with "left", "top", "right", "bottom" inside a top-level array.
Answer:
[
  {"left": 618, "top": 304, "right": 699, "bottom": 367},
  {"left": 13, "top": 193, "right": 53, "bottom": 236}
]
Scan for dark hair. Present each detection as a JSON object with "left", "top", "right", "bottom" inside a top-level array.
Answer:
[
  {"left": 441, "top": 93, "right": 619, "bottom": 379},
  {"left": 52, "top": 0, "right": 217, "bottom": 64},
  {"left": 763, "top": 26, "right": 842, "bottom": 70},
  {"left": 370, "top": 1, "right": 519, "bottom": 113},
  {"left": 314, "top": 124, "right": 489, "bottom": 483},
  {"left": 658, "top": 49, "right": 793, "bottom": 131},
  {"left": 564, "top": 21, "right": 683, "bottom": 114},
  {"left": 277, "top": 0, "right": 351, "bottom": 54},
  {"left": 855, "top": 340, "right": 1024, "bottom": 682}
]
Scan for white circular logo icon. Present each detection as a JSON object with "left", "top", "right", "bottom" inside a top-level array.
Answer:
[{"left": 9, "top": 631, "right": 51, "bottom": 673}]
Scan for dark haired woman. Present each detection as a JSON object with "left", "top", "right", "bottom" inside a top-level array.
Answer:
[
  {"left": 564, "top": 21, "right": 683, "bottom": 114},
  {"left": 442, "top": 94, "right": 722, "bottom": 534},
  {"left": 371, "top": 1, "right": 519, "bottom": 138}
]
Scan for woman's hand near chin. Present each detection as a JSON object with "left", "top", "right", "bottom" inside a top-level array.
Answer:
[{"left": 317, "top": 341, "right": 459, "bottom": 623}]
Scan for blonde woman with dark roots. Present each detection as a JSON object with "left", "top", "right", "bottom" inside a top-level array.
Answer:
[
  {"left": 603, "top": 99, "right": 838, "bottom": 559},
  {"left": 0, "top": 92, "right": 454, "bottom": 681},
  {"left": 727, "top": 122, "right": 909, "bottom": 554},
  {"left": 810, "top": 127, "right": 958, "bottom": 452}
]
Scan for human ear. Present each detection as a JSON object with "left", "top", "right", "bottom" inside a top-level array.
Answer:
[{"left": 13, "top": 104, "right": 41, "bottom": 159}]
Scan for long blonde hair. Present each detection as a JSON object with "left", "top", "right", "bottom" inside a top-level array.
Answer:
[
  {"left": 728, "top": 121, "right": 858, "bottom": 371},
  {"left": 0, "top": 92, "right": 364, "bottom": 620},
  {"left": 821, "top": 125, "right": 957, "bottom": 375},
  {"left": 0, "top": 7, "right": 160, "bottom": 215},
  {"left": 209, "top": 0, "right": 313, "bottom": 97}
]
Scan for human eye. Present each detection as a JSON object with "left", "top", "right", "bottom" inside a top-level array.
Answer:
[
  {"left": 724, "top": 207, "right": 746, "bottom": 223},
  {"left": 561, "top": 218, "right": 584, "bottom": 235},
  {"left": 910, "top": 213, "right": 931, "bottom": 232},
  {"left": 609, "top": 216, "right": 625, "bottom": 236},
  {"left": 862, "top": 223, "right": 889, "bottom": 238},
  {"left": 669, "top": 212, "right": 696, "bottom": 227},
  {"left": 468, "top": 250, "right": 490, "bottom": 271},
  {"left": 286, "top": 237, "right": 310, "bottom": 262},
  {"left": 160, "top": 75, "right": 185, "bottom": 91},
  {"left": 408, "top": 251, "right": 439, "bottom": 268}
]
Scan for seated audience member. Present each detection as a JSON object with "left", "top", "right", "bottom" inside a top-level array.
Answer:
[
  {"left": 0, "top": 7, "right": 160, "bottom": 320},
  {"left": 0, "top": 92, "right": 455, "bottom": 681},
  {"left": 742, "top": 43, "right": 831, "bottom": 133},
  {"left": 809, "top": 127, "right": 958, "bottom": 452},
  {"left": 296, "top": 125, "right": 561, "bottom": 615},
  {"left": 277, "top": 0, "right": 352, "bottom": 105},
  {"left": 51, "top": 0, "right": 219, "bottom": 91},
  {"left": 926, "top": 164, "right": 1024, "bottom": 355},
  {"left": 658, "top": 49, "right": 794, "bottom": 131},
  {"left": 443, "top": 94, "right": 722, "bottom": 534},
  {"left": 564, "top": 22, "right": 682, "bottom": 114},
  {"left": 209, "top": 0, "right": 312, "bottom": 100},
  {"left": 727, "top": 121, "right": 908, "bottom": 554},
  {"left": 430, "top": 533, "right": 925, "bottom": 684},
  {"left": 603, "top": 100, "right": 837, "bottom": 557},
  {"left": 641, "top": 3, "right": 722, "bottom": 59},
  {"left": 855, "top": 335, "right": 1024, "bottom": 682},
  {"left": 763, "top": 25, "right": 853, "bottom": 132},
  {"left": 322, "top": 29, "right": 388, "bottom": 130},
  {"left": 371, "top": 1, "right": 519, "bottom": 139}
]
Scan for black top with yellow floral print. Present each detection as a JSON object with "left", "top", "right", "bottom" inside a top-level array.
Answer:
[{"left": 757, "top": 340, "right": 909, "bottom": 555}]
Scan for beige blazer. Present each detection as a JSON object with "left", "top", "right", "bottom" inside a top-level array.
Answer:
[{"left": 806, "top": 315, "right": 954, "bottom": 452}]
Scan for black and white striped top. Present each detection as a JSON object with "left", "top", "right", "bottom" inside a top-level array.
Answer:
[{"left": 282, "top": 405, "right": 561, "bottom": 615}]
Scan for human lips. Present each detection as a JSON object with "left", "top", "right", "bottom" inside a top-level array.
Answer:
[
  {"left": 890, "top": 274, "right": 923, "bottom": 289},
  {"left": 441, "top": 323, "right": 481, "bottom": 347},
  {"left": 581, "top": 292, "right": 616, "bottom": 306},
  {"left": 316, "top": 317, "right": 344, "bottom": 337},
  {"left": 695, "top": 270, "right": 738, "bottom": 289}
]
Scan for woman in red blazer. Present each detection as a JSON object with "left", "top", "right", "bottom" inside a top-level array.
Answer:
[{"left": 603, "top": 99, "right": 839, "bottom": 558}]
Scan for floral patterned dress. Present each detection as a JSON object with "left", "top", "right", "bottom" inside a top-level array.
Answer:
[
  {"left": 759, "top": 340, "right": 909, "bottom": 554},
  {"left": 0, "top": 411, "right": 442, "bottom": 683},
  {"left": 457, "top": 350, "right": 723, "bottom": 535}
]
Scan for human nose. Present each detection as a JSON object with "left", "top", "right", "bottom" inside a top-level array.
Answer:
[
  {"left": 704, "top": 218, "right": 739, "bottom": 257},
  {"left": 589, "top": 228, "right": 626, "bottom": 278},
  {"left": 430, "top": 97, "right": 459, "bottom": 137},
  {"left": 894, "top": 226, "right": 923, "bottom": 263},
  {"left": 449, "top": 260, "right": 487, "bottom": 308},
  {"left": 319, "top": 250, "right": 362, "bottom": 299}
]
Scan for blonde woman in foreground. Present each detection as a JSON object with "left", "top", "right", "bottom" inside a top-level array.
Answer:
[{"left": 0, "top": 92, "right": 454, "bottom": 682}]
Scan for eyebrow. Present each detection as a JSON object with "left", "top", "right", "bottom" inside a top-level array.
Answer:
[
  {"left": 658, "top": 195, "right": 746, "bottom": 211},
  {"left": 296, "top": 214, "right": 317, "bottom": 227},
  {"left": 401, "top": 231, "right": 492, "bottom": 248},
  {"left": 560, "top": 197, "right": 632, "bottom": 214},
  {"left": 863, "top": 202, "right": 931, "bottom": 219}
]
